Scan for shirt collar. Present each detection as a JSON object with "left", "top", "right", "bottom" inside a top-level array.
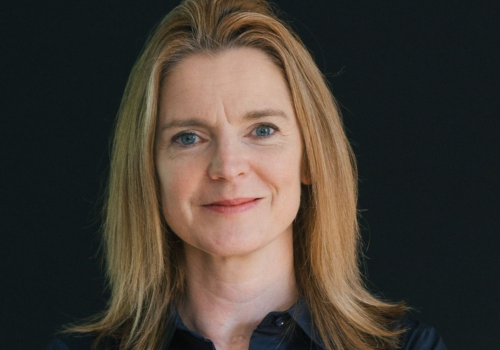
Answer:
[
  {"left": 286, "top": 299, "right": 324, "bottom": 348},
  {"left": 171, "top": 299, "right": 324, "bottom": 348}
]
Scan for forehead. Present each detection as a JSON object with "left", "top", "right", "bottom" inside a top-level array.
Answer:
[{"left": 158, "top": 47, "right": 295, "bottom": 122}]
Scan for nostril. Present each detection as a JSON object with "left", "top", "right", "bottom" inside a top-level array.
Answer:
[{"left": 207, "top": 149, "right": 249, "bottom": 181}]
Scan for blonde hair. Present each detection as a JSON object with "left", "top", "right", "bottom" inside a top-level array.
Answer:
[{"left": 73, "top": 0, "right": 407, "bottom": 349}]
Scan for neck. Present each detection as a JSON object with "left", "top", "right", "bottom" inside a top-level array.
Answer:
[{"left": 178, "top": 231, "right": 297, "bottom": 350}]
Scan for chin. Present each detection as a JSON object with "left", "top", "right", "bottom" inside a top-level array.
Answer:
[{"left": 184, "top": 225, "right": 293, "bottom": 259}]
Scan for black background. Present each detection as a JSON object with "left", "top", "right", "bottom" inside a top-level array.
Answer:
[{"left": 1, "top": 0, "right": 499, "bottom": 349}]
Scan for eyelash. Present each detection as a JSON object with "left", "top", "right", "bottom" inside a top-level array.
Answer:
[
  {"left": 171, "top": 131, "right": 201, "bottom": 148},
  {"left": 171, "top": 123, "right": 279, "bottom": 148},
  {"left": 251, "top": 123, "right": 279, "bottom": 138}
]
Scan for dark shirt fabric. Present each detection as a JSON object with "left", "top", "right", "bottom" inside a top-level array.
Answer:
[{"left": 46, "top": 301, "right": 447, "bottom": 350}]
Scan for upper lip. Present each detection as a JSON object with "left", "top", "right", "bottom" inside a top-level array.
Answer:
[{"left": 204, "top": 198, "right": 260, "bottom": 206}]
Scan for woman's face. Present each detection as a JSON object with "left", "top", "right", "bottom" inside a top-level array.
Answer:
[{"left": 155, "top": 47, "right": 306, "bottom": 257}]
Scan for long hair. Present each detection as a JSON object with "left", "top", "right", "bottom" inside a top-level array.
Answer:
[{"left": 72, "top": 0, "right": 407, "bottom": 349}]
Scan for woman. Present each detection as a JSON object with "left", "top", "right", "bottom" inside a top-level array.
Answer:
[{"left": 48, "top": 0, "right": 446, "bottom": 349}]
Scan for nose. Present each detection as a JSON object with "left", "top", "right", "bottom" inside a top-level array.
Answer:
[{"left": 208, "top": 138, "right": 249, "bottom": 181}]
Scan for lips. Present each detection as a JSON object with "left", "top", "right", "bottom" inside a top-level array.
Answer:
[
  {"left": 207, "top": 198, "right": 258, "bottom": 206},
  {"left": 203, "top": 197, "right": 262, "bottom": 214}
]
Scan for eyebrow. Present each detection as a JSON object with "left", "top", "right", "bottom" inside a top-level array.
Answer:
[
  {"left": 159, "top": 118, "right": 210, "bottom": 131},
  {"left": 243, "top": 108, "right": 290, "bottom": 120},
  {"left": 159, "top": 108, "right": 290, "bottom": 132}
]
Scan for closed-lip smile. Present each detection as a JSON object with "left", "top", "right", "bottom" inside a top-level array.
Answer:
[{"left": 203, "top": 197, "right": 262, "bottom": 214}]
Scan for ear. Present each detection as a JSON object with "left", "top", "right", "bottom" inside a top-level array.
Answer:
[
  {"left": 301, "top": 155, "right": 311, "bottom": 185},
  {"left": 301, "top": 172, "right": 311, "bottom": 185}
]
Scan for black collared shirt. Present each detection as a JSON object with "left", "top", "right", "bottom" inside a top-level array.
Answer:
[
  {"left": 168, "top": 300, "right": 322, "bottom": 350},
  {"left": 46, "top": 301, "right": 447, "bottom": 350}
]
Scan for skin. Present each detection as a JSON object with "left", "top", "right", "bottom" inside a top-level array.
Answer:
[{"left": 155, "top": 47, "right": 307, "bottom": 350}]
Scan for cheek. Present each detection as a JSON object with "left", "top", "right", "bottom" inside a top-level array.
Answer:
[
  {"left": 262, "top": 146, "right": 303, "bottom": 200},
  {"left": 157, "top": 162, "right": 189, "bottom": 213},
  {"left": 156, "top": 157, "right": 207, "bottom": 227}
]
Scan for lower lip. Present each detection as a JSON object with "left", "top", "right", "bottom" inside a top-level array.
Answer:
[{"left": 203, "top": 198, "right": 262, "bottom": 214}]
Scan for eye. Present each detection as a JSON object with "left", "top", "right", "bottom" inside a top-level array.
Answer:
[
  {"left": 173, "top": 132, "right": 200, "bottom": 146},
  {"left": 252, "top": 124, "right": 277, "bottom": 137}
]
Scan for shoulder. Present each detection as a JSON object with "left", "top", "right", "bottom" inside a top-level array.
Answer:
[
  {"left": 399, "top": 318, "right": 447, "bottom": 350},
  {"left": 45, "top": 333, "right": 118, "bottom": 350}
]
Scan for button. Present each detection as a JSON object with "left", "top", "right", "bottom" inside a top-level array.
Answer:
[{"left": 274, "top": 316, "right": 286, "bottom": 327}]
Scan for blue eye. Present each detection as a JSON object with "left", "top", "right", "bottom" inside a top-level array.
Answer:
[
  {"left": 175, "top": 133, "right": 198, "bottom": 146},
  {"left": 254, "top": 125, "right": 273, "bottom": 137}
]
